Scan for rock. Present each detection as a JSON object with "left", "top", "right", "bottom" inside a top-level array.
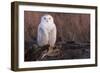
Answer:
[{"left": 25, "top": 41, "right": 90, "bottom": 61}]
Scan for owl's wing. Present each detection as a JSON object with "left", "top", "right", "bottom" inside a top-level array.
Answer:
[
  {"left": 49, "top": 24, "right": 57, "bottom": 47},
  {"left": 37, "top": 25, "right": 49, "bottom": 46}
]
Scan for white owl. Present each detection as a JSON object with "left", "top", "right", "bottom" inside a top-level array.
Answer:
[{"left": 37, "top": 14, "right": 57, "bottom": 57}]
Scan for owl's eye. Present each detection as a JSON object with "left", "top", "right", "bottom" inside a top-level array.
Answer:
[
  {"left": 44, "top": 17, "right": 46, "bottom": 20},
  {"left": 49, "top": 17, "right": 51, "bottom": 20}
]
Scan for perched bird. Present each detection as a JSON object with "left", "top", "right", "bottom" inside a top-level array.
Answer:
[{"left": 37, "top": 14, "right": 57, "bottom": 57}]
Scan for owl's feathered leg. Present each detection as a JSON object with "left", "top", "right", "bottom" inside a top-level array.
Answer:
[
  {"left": 47, "top": 46, "right": 60, "bottom": 56},
  {"left": 47, "top": 47, "right": 54, "bottom": 56},
  {"left": 41, "top": 46, "right": 54, "bottom": 59},
  {"left": 41, "top": 46, "right": 60, "bottom": 60}
]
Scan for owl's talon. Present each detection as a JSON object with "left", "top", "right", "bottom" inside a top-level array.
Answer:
[{"left": 46, "top": 47, "right": 60, "bottom": 56}]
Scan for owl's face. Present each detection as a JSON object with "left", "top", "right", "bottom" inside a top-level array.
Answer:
[{"left": 41, "top": 14, "right": 54, "bottom": 24}]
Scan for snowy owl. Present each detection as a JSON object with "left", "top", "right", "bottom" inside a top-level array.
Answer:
[{"left": 37, "top": 14, "right": 57, "bottom": 57}]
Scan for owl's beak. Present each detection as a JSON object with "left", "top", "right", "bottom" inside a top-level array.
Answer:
[{"left": 46, "top": 20, "right": 48, "bottom": 22}]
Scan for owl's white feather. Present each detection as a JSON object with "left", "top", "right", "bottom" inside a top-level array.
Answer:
[{"left": 37, "top": 14, "right": 57, "bottom": 47}]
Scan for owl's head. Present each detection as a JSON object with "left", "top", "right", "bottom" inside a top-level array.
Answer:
[{"left": 41, "top": 14, "right": 54, "bottom": 24}]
